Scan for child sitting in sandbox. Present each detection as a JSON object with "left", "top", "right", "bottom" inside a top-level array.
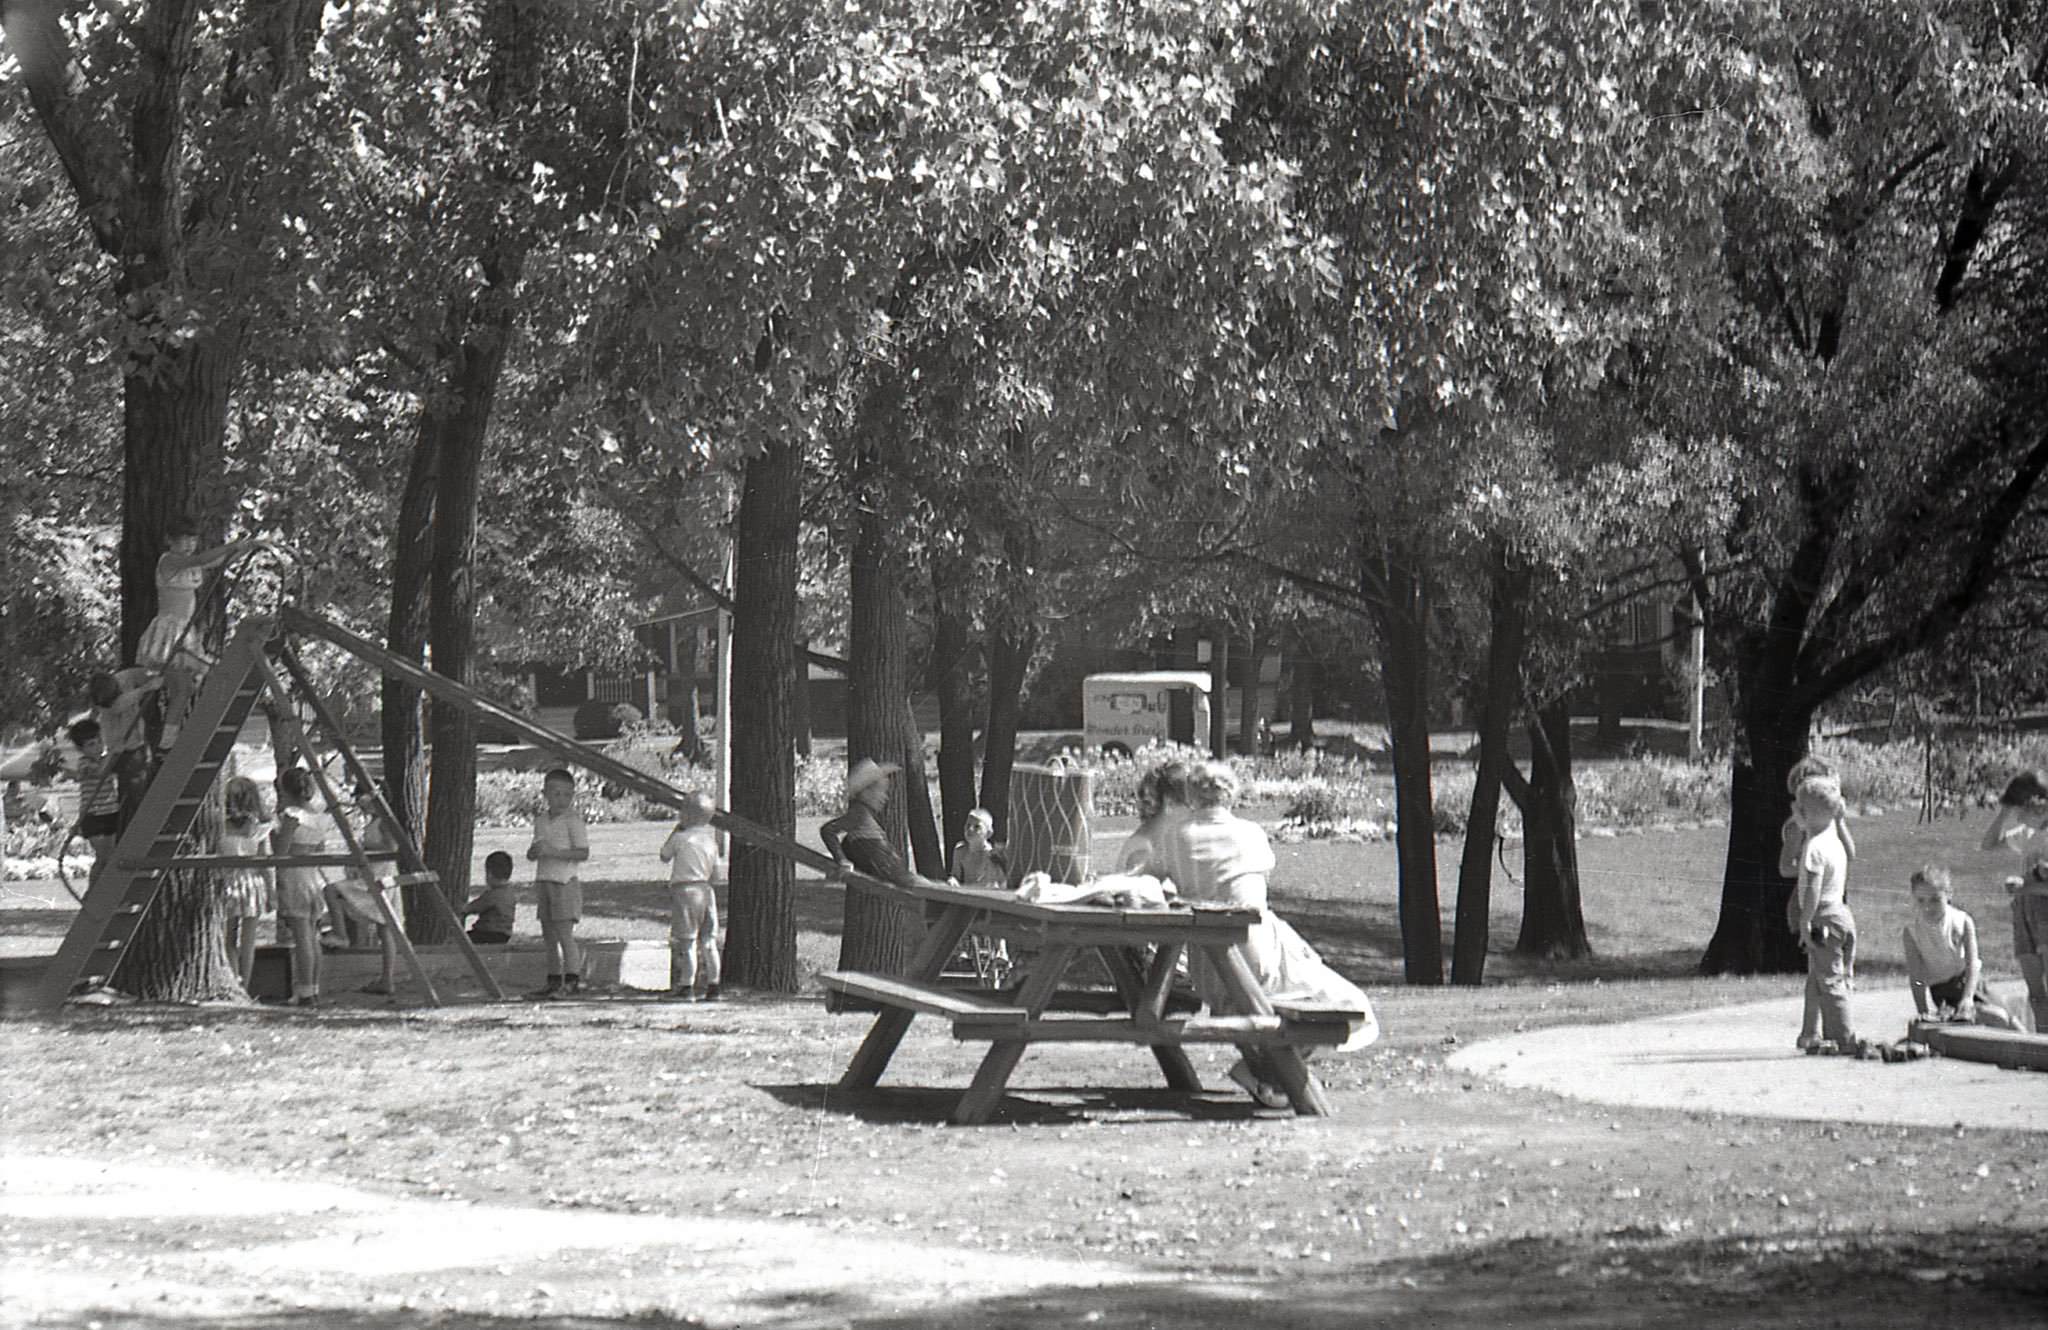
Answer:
[{"left": 1901, "top": 865, "right": 2019, "bottom": 1031}]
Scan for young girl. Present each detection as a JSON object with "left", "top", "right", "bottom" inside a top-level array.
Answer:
[
  {"left": 219, "top": 777, "right": 273, "bottom": 990},
  {"left": 1980, "top": 770, "right": 2048, "bottom": 1032},
  {"left": 134, "top": 520, "right": 275, "bottom": 745},
  {"left": 1119, "top": 760, "right": 1191, "bottom": 877},
  {"left": 272, "top": 768, "right": 328, "bottom": 1007},
  {"left": 1777, "top": 754, "right": 1856, "bottom": 878}
]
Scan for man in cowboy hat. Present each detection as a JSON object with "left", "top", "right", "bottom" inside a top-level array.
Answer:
[{"left": 819, "top": 757, "right": 927, "bottom": 890}]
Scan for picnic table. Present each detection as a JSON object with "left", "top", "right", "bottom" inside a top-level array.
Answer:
[{"left": 819, "top": 873, "right": 1368, "bottom": 1124}]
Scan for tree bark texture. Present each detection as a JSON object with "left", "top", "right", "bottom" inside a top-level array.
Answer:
[
  {"left": 1701, "top": 695, "right": 1813, "bottom": 975},
  {"left": 118, "top": 338, "right": 237, "bottom": 662},
  {"left": 1512, "top": 697, "right": 1592, "bottom": 961},
  {"left": 724, "top": 440, "right": 801, "bottom": 992},
  {"left": 421, "top": 256, "right": 524, "bottom": 931},
  {"left": 930, "top": 566, "right": 979, "bottom": 858},
  {"left": 1239, "top": 631, "right": 1265, "bottom": 756},
  {"left": 1287, "top": 642, "right": 1318, "bottom": 748},
  {"left": 1369, "top": 553, "right": 1443, "bottom": 985},
  {"left": 1451, "top": 554, "right": 1528, "bottom": 984},
  {"left": 110, "top": 350, "right": 245, "bottom": 1002},
  {"left": 384, "top": 422, "right": 438, "bottom": 934},
  {"left": 979, "top": 614, "right": 1035, "bottom": 842},
  {"left": 838, "top": 503, "right": 921, "bottom": 974},
  {"left": 417, "top": 0, "right": 540, "bottom": 930},
  {"left": 671, "top": 623, "right": 704, "bottom": 764}
]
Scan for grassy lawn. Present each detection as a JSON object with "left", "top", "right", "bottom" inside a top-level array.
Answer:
[{"left": 3, "top": 808, "right": 2042, "bottom": 1326}]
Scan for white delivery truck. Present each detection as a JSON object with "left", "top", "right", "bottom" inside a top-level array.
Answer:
[{"left": 1081, "top": 672, "right": 1212, "bottom": 756}]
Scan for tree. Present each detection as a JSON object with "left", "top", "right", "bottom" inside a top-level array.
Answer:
[
  {"left": 3, "top": 0, "right": 326, "bottom": 1000},
  {"left": 1685, "top": 3, "right": 2048, "bottom": 973}
]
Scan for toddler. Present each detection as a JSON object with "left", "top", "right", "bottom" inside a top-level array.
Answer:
[
  {"left": 63, "top": 719, "right": 123, "bottom": 884},
  {"left": 1902, "top": 865, "right": 2018, "bottom": 1030},
  {"left": 1790, "top": 777, "right": 1861, "bottom": 1053},
  {"left": 527, "top": 768, "right": 589, "bottom": 998},
  {"left": 949, "top": 808, "right": 1008, "bottom": 888},
  {"left": 272, "top": 768, "right": 328, "bottom": 1007},
  {"left": 658, "top": 792, "right": 726, "bottom": 1001},
  {"left": 462, "top": 850, "right": 517, "bottom": 945},
  {"left": 219, "top": 776, "right": 273, "bottom": 989}
]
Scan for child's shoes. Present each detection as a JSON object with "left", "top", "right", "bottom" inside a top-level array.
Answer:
[{"left": 701, "top": 985, "right": 721, "bottom": 1003}]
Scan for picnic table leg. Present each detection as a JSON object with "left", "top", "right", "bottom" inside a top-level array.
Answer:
[
  {"left": 954, "top": 944, "right": 1075, "bottom": 1126},
  {"left": 839, "top": 903, "right": 978, "bottom": 1091},
  {"left": 1206, "top": 943, "right": 1334, "bottom": 1117},
  {"left": 1098, "top": 945, "right": 1201, "bottom": 1093}
]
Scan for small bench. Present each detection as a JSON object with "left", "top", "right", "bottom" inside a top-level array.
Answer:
[
  {"left": 953, "top": 1010, "right": 1364, "bottom": 1047},
  {"left": 819, "top": 970, "right": 1030, "bottom": 1026}
]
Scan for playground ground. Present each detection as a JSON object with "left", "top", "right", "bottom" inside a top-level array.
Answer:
[{"left": 2, "top": 811, "right": 2043, "bottom": 1327}]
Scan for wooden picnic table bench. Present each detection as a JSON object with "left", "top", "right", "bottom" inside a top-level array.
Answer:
[{"left": 818, "top": 872, "right": 1369, "bottom": 1125}]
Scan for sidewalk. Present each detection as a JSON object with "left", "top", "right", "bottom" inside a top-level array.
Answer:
[{"left": 1447, "top": 984, "right": 2045, "bottom": 1133}]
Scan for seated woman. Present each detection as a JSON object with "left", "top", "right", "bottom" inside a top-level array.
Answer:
[
  {"left": 1159, "top": 761, "right": 1379, "bottom": 1106},
  {"left": 1118, "top": 759, "right": 1192, "bottom": 878}
]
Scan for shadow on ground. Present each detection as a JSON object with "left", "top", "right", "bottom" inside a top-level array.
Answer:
[
  {"left": 756, "top": 1081, "right": 1268, "bottom": 1127},
  {"left": 28, "top": 1227, "right": 2045, "bottom": 1330}
]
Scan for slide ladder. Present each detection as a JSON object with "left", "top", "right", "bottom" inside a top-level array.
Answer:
[{"left": 32, "top": 622, "right": 275, "bottom": 1008}]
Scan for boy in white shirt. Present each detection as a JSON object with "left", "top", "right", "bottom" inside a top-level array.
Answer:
[
  {"left": 658, "top": 792, "right": 726, "bottom": 1001},
  {"left": 527, "top": 769, "right": 590, "bottom": 999},
  {"left": 1791, "top": 777, "right": 1862, "bottom": 1054},
  {"left": 1902, "top": 865, "right": 2018, "bottom": 1030}
]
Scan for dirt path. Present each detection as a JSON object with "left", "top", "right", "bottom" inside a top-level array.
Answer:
[{"left": 1447, "top": 984, "right": 2046, "bottom": 1132}]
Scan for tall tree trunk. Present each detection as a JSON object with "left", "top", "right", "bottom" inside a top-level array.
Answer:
[
  {"left": 902, "top": 696, "right": 944, "bottom": 876},
  {"left": 385, "top": 422, "right": 438, "bottom": 935},
  {"left": 980, "top": 613, "right": 1035, "bottom": 841},
  {"left": 418, "top": 0, "right": 539, "bottom": 932},
  {"left": 1370, "top": 553, "right": 1443, "bottom": 985},
  {"left": 1239, "top": 629, "right": 1265, "bottom": 755},
  {"left": 1452, "top": 553, "right": 1528, "bottom": 984},
  {"left": 839, "top": 504, "right": 922, "bottom": 973},
  {"left": 421, "top": 255, "right": 524, "bottom": 933},
  {"left": 724, "top": 441, "right": 800, "bottom": 991},
  {"left": 1287, "top": 641, "right": 1318, "bottom": 749},
  {"left": 1513, "top": 697, "right": 1591, "bottom": 960},
  {"left": 930, "top": 565, "right": 979, "bottom": 858},
  {"left": 1701, "top": 693, "right": 1813, "bottom": 974},
  {"left": 112, "top": 340, "right": 246, "bottom": 1002},
  {"left": 1208, "top": 627, "right": 1230, "bottom": 757},
  {"left": 672, "top": 621, "right": 704, "bottom": 764}
]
